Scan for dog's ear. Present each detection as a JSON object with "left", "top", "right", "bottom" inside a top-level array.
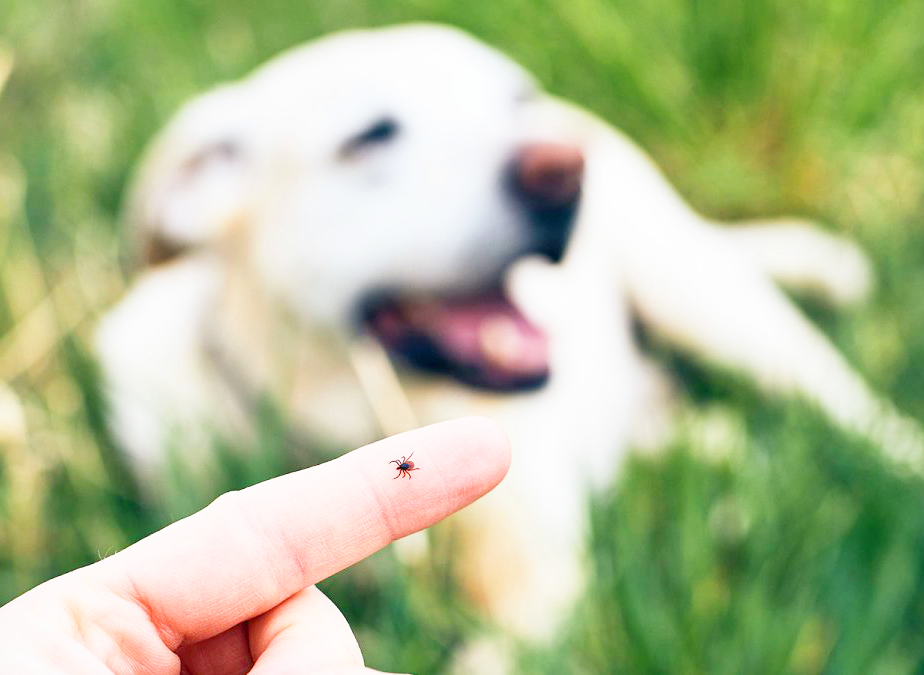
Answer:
[{"left": 125, "top": 83, "right": 257, "bottom": 267}]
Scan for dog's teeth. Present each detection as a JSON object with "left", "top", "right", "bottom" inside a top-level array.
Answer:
[{"left": 479, "top": 316, "right": 524, "bottom": 369}]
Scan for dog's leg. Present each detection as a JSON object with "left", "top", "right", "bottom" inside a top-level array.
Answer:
[
  {"left": 440, "top": 256, "right": 639, "bottom": 649},
  {"left": 565, "top": 107, "right": 924, "bottom": 473}
]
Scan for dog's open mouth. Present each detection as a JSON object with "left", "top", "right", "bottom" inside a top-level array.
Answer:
[{"left": 360, "top": 289, "right": 549, "bottom": 391}]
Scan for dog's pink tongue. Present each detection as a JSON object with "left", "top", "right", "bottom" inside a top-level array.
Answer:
[
  {"left": 367, "top": 293, "right": 550, "bottom": 386},
  {"left": 433, "top": 299, "right": 549, "bottom": 377}
]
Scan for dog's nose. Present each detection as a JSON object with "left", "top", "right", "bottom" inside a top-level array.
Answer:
[{"left": 511, "top": 142, "right": 584, "bottom": 210}]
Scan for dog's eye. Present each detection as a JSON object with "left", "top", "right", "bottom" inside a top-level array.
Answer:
[{"left": 340, "top": 117, "right": 400, "bottom": 158}]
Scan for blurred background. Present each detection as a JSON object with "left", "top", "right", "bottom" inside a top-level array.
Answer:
[{"left": 2, "top": 0, "right": 924, "bottom": 672}]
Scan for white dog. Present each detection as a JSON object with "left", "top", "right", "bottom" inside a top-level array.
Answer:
[{"left": 96, "top": 23, "right": 924, "bottom": 644}]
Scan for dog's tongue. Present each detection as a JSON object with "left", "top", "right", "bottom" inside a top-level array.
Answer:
[
  {"left": 425, "top": 298, "right": 548, "bottom": 376},
  {"left": 368, "top": 293, "right": 549, "bottom": 389}
]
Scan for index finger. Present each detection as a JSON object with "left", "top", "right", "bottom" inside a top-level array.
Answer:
[{"left": 102, "top": 417, "right": 510, "bottom": 649}]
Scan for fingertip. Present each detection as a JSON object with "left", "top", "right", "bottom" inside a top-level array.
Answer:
[
  {"left": 361, "top": 417, "right": 512, "bottom": 539},
  {"left": 453, "top": 415, "right": 512, "bottom": 488},
  {"left": 406, "top": 416, "right": 511, "bottom": 496}
]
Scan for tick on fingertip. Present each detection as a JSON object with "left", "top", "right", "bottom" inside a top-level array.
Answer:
[{"left": 390, "top": 452, "right": 420, "bottom": 479}]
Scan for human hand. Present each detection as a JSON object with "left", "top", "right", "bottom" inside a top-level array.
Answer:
[{"left": 0, "top": 417, "right": 510, "bottom": 673}]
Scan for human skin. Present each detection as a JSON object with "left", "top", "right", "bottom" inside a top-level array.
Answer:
[{"left": 0, "top": 417, "right": 511, "bottom": 674}]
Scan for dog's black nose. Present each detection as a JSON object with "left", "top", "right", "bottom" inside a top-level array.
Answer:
[
  {"left": 511, "top": 142, "right": 584, "bottom": 210},
  {"left": 509, "top": 142, "right": 583, "bottom": 262}
]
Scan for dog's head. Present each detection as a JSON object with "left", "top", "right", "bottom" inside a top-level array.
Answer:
[{"left": 129, "top": 24, "right": 585, "bottom": 391}]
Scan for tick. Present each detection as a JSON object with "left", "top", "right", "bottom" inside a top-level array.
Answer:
[{"left": 390, "top": 452, "right": 420, "bottom": 479}]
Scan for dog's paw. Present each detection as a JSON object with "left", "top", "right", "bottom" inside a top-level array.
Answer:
[{"left": 724, "top": 218, "right": 874, "bottom": 307}]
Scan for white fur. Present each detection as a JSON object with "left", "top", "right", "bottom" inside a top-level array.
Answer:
[{"left": 96, "top": 23, "right": 924, "bottom": 644}]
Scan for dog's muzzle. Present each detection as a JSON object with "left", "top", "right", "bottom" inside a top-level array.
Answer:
[{"left": 360, "top": 142, "right": 584, "bottom": 392}]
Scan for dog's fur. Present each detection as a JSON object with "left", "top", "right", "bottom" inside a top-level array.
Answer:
[{"left": 96, "top": 24, "right": 924, "bottom": 642}]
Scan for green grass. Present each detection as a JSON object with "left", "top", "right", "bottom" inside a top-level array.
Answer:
[{"left": 2, "top": 0, "right": 924, "bottom": 672}]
